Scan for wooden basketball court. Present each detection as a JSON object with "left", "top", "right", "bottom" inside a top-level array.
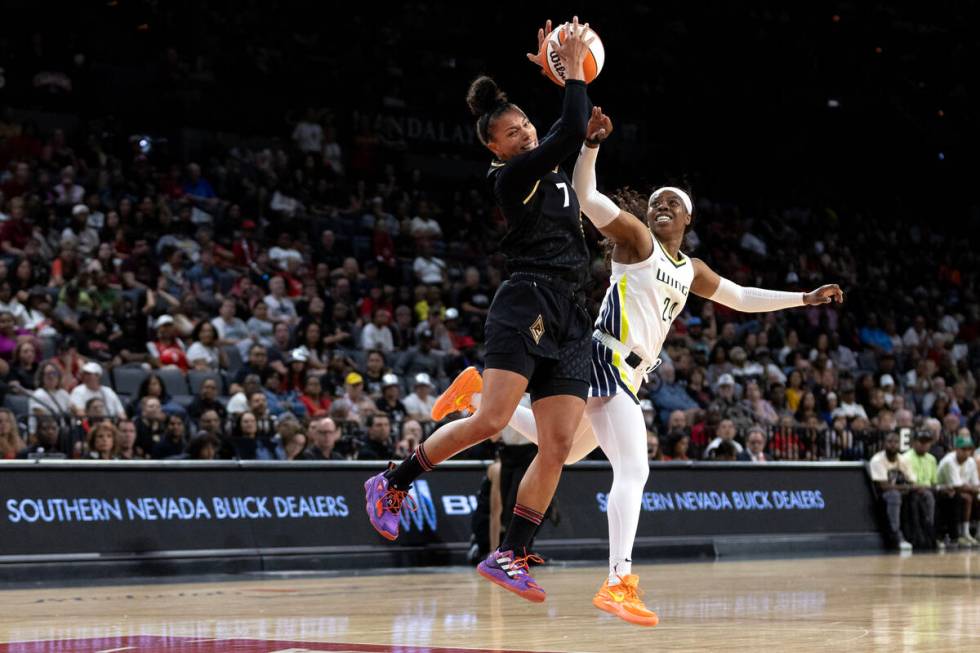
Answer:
[{"left": 0, "top": 552, "right": 976, "bottom": 652}]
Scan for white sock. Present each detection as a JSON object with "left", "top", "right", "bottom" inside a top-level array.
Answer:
[
  {"left": 609, "top": 558, "right": 632, "bottom": 584},
  {"left": 961, "top": 522, "right": 970, "bottom": 537}
]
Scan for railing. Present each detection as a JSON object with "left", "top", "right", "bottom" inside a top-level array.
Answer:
[{"left": 693, "top": 426, "right": 958, "bottom": 462}]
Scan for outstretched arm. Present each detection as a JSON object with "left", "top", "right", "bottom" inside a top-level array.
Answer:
[
  {"left": 691, "top": 258, "right": 844, "bottom": 311},
  {"left": 498, "top": 19, "right": 592, "bottom": 196},
  {"left": 571, "top": 107, "right": 652, "bottom": 254}
]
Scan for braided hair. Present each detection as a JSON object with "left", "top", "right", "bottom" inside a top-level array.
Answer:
[{"left": 466, "top": 75, "right": 520, "bottom": 146}]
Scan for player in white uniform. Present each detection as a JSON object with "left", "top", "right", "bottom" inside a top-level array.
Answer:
[{"left": 437, "top": 108, "right": 843, "bottom": 626}]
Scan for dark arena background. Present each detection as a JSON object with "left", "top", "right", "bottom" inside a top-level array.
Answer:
[{"left": 0, "top": 1, "right": 978, "bottom": 651}]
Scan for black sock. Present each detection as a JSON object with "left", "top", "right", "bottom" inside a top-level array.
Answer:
[
  {"left": 386, "top": 442, "right": 434, "bottom": 490},
  {"left": 500, "top": 504, "right": 544, "bottom": 553}
]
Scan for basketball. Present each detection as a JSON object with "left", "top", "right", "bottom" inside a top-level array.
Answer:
[{"left": 539, "top": 23, "right": 605, "bottom": 86}]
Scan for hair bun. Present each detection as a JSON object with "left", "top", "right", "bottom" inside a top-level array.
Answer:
[{"left": 466, "top": 76, "right": 508, "bottom": 116}]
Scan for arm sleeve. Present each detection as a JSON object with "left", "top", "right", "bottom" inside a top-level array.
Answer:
[
  {"left": 710, "top": 277, "right": 806, "bottom": 313},
  {"left": 571, "top": 144, "right": 620, "bottom": 227},
  {"left": 495, "top": 80, "right": 590, "bottom": 204}
]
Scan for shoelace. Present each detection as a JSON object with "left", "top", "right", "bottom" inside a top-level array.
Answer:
[
  {"left": 616, "top": 576, "right": 644, "bottom": 602},
  {"left": 380, "top": 488, "right": 417, "bottom": 515},
  {"left": 508, "top": 552, "right": 545, "bottom": 575}
]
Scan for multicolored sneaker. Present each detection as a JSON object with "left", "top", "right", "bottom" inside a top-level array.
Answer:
[
  {"left": 364, "top": 464, "right": 416, "bottom": 541},
  {"left": 431, "top": 366, "right": 482, "bottom": 421},
  {"left": 477, "top": 548, "right": 546, "bottom": 603},
  {"left": 592, "top": 575, "right": 660, "bottom": 627}
]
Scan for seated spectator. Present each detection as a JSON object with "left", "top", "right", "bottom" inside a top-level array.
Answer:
[
  {"left": 0, "top": 310, "right": 28, "bottom": 361},
  {"left": 362, "top": 349, "right": 390, "bottom": 397},
  {"left": 187, "top": 377, "right": 227, "bottom": 422},
  {"left": 147, "top": 315, "right": 188, "bottom": 371},
  {"left": 152, "top": 414, "right": 188, "bottom": 459},
  {"left": 0, "top": 407, "right": 27, "bottom": 459},
  {"left": 651, "top": 363, "right": 699, "bottom": 425},
  {"left": 264, "top": 276, "right": 298, "bottom": 324},
  {"left": 196, "top": 409, "right": 224, "bottom": 441},
  {"left": 708, "top": 373, "right": 755, "bottom": 431},
  {"left": 360, "top": 308, "right": 394, "bottom": 353},
  {"left": 832, "top": 383, "right": 869, "bottom": 421},
  {"left": 135, "top": 397, "right": 167, "bottom": 457},
  {"left": 68, "top": 361, "right": 126, "bottom": 418},
  {"left": 901, "top": 430, "right": 940, "bottom": 548},
  {"left": 295, "top": 322, "right": 328, "bottom": 370},
  {"left": 936, "top": 433, "right": 979, "bottom": 547},
  {"left": 229, "top": 411, "right": 265, "bottom": 460},
  {"left": 663, "top": 433, "right": 691, "bottom": 461},
  {"left": 398, "top": 329, "right": 445, "bottom": 381},
  {"left": 212, "top": 298, "right": 249, "bottom": 346},
  {"left": 23, "top": 287, "right": 57, "bottom": 339},
  {"left": 869, "top": 431, "right": 916, "bottom": 550},
  {"left": 262, "top": 369, "right": 305, "bottom": 419},
  {"left": 7, "top": 340, "right": 39, "bottom": 390},
  {"left": 399, "top": 418, "right": 424, "bottom": 453},
  {"left": 403, "top": 373, "right": 437, "bottom": 423},
  {"left": 268, "top": 321, "right": 293, "bottom": 364},
  {"left": 375, "top": 373, "right": 408, "bottom": 428},
  {"left": 234, "top": 344, "right": 272, "bottom": 384},
  {"left": 115, "top": 419, "right": 139, "bottom": 460},
  {"left": 0, "top": 280, "right": 28, "bottom": 326},
  {"left": 412, "top": 238, "right": 447, "bottom": 286},
  {"left": 703, "top": 419, "right": 744, "bottom": 459},
  {"left": 712, "top": 440, "right": 739, "bottom": 461},
  {"left": 227, "top": 374, "right": 262, "bottom": 416},
  {"left": 85, "top": 420, "right": 118, "bottom": 460},
  {"left": 743, "top": 380, "right": 778, "bottom": 426},
  {"left": 685, "top": 367, "right": 712, "bottom": 409},
  {"left": 186, "top": 321, "right": 226, "bottom": 371},
  {"left": 357, "top": 412, "right": 394, "bottom": 460},
  {"left": 247, "top": 390, "right": 276, "bottom": 438},
  {"left": 305, "top": 417, "right": 345, "bottom": 460},
  {"left": 186, "top": 433, "right": 221, "bottom": 460},
  {"left": 737, "top": 425, "right": 772, "bottom": 462},
  {"left": 19, "top": 415, "right": 63, "bottom": 458},
  {"left": 334, "top": 372, "right": 376, "bottom": 425},
  {"left": 647, "top": 432, "right": 662, "bottom": 461},
  {"left": 284, "top": 349, "right": 310, "bottom": 391},
  {"left": 271, "top": 416, "right": 305, "bottom": 460},
  {"left": 298, "top": 373, "right": 331, "bottom": 419},
  {"left": 129, "top": 372, "right": 186, "bottom": 419},
  {"left": 244, "top": 301, "right": 275, "bottom": 350}
]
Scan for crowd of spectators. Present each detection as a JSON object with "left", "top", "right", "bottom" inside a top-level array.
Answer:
[{"left": 0, "top": 3, "right": 977, "bottom": 479}]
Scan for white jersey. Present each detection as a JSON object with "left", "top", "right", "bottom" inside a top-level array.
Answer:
[{"left": 591, "top": 236, "right": 693, "bottom": 402}]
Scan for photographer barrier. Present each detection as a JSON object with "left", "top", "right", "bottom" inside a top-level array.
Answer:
[{"left": 0, "top": 460, "right": 880, "bottom": 578}]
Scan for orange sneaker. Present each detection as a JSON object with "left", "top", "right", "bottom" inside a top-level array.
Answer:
[
  {"left": 592, "top": 575, "right": 659, "bottom": 627},
  {"left": 431, "top": 366, "right": 483, "bottom": 421}
]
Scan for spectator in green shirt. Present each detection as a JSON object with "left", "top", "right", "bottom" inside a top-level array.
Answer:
[{"left": 901, "top": 430, "right": 939, "bottom": 547}]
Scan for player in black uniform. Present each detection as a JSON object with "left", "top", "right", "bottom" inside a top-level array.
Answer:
[{"left": 365, "top": 17, "right": 595, "bottom": 602}]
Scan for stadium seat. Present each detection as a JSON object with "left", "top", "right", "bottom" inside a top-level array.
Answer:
[
  {"left": 157, "top": 367, "right": 189, "bottom": 396},
  {"left": 113, "top": 367, "right": 150, "bottom": 397},
  {"left": 188, "top": 370, "right": 223, "bottom": 395},
  {"left": 171, "top": 395, "right": 195, "bottom": 410},
  {"left": 4, "top": 394, "right": 30, "bottom": 418}
]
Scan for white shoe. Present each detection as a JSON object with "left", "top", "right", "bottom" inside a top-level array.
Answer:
[
  {"left": 956, "top": 535, "right": 977, "bottom": 548},
  {"left": 898, "top": 540, "right": 913, "bottom": 552},
  {"left": 936, "top": 540, "right": 947, "bottom": 552}
]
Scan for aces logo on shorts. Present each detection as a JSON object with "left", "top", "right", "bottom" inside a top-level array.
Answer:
[{"left": 529, "top": 314, "right": 545, "bottom": 345}]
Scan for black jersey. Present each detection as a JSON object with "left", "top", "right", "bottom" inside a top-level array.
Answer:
[{"left": 488, "top": 80, "right": 591, "bottom": 288}]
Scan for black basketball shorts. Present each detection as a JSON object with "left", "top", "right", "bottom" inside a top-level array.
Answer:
[{"left": 483, "top": 273, "right": 591, "bottom": 402}]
